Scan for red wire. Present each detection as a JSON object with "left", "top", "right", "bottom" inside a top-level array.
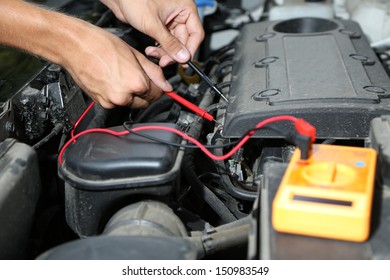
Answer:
[
  {"left": 71, "top": 101, "right": 96, "bottom": 139},
  {"left": 58, "top": 115, "right": 298, "bottom": 165}
]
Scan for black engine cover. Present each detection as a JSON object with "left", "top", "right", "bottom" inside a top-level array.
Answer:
[{"left": 224, "top": 18, "right": 390, "bottom": 139}]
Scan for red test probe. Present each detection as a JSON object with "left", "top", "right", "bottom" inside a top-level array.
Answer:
[{"left": 165, "top": 91, "right": 220, "bottom": 124}]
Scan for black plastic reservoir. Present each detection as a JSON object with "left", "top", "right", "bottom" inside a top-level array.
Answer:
[{"left": 58, "top": 123, "right": 184, "bottom": 237}]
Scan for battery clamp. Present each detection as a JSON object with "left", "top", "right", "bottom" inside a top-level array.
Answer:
[{"left": 272, "top": 144, "right": 377, "bottom": 242}]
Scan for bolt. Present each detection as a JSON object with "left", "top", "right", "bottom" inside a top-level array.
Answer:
[
  {"left": 339, "top": 29, "right": 361, "bottom": 38},
  {"left": 252, "top": 89, "right": 280, "bottom": 101},
  {"left": 255, "top": 32, "right": 276, "bottom": 42},
  {"left": 364, "top": 86, "right": 387, "bottom": 94},
  {"left": 350, "top": 54, "right": 375, "bottom": 66},
  {"left": 255, "top": 56, "right": 279, "bottom": 68}
]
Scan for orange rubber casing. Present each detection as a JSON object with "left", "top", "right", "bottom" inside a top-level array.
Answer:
[{"left": 272, "top": 144, "right": 377, "bottom": 242}]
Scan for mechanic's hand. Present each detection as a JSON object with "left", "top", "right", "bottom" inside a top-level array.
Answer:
[
  {"left": 101, "top": 0, "right": 205, "bottom": 67},
  {"left": 1, "top": 0, "right": 172, "bottom": 109},
  {"left": 63, "top": 24, "right": 172, "bottom": 109}
]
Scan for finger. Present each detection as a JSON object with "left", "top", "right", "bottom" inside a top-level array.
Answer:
[
  {"left": 129, "top": 78, "right": 161, "bottom": 106},
  {"left": 133, "top": 48, "right": 173, "bottom": 92},
  {"left": 77, "top": 82, "right": 116, "bottom": 109},
  {"left": 147, "top": 81, "right": 164, "bottom": 102},
  {"left": 159, "top": 54, "right": 176, "bottom": 67},
  {"left": 130, "top": 96, "right": 150, "bottom": 108},
  {"left": 145, "top": 47, "right": 176, "bottom": 67},
  {"left": 90, "top": 90, "right": 118, "bottom": 109},
  {"left": 172, "top": 24, "right": 189, "bottom": 48},
  {"left": 159, "top": 26, "right": 190, "bottom": 67},
  {"left": 135, "top": 81, "right": 161, "bottom": 103},
  {"left": 148, "top": 20, "right": 191, "bottom": 63},
  {"left": 184, "top": 15, "right": 205, "bottom": 57},
  {"left": 145, "top": 46, "right": 168, "bottom": 60}
]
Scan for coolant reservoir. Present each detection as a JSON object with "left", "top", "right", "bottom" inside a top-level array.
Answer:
[{"left": 58, "top": 123, "right": 183, "bottom": 237}]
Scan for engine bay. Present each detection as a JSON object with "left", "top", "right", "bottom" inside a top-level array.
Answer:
[{"left": 2, "top": 0, "right": 390, "bottom": 260}]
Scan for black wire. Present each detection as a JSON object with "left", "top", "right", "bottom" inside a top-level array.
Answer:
[
  {"left": 33, "top": 123, "right": 64, "bottom": 150},
  {"left": 207, "top": 81, "right": 231, "bottom": 101},
  {"left": 215, "top": 60, "right": 234, "bottom": 79},
  {"left": 204, "top": 44, "right": 235, "bottom": 68},
  {"left": 122, "top": 122, "right": 238, "bottom": 149},
  {"left": 206, "top": 101, "right": 228, "bottom": 113},
  {"left": 215, "top": 81, "right": 231, "bottom": 91},
  {"left": 122, "top": 121, "right": 290, "bottom": 150}
]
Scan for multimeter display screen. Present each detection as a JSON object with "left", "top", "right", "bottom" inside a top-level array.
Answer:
[{"left": 293, "top": 195, "right": 353, "bottom": 207}]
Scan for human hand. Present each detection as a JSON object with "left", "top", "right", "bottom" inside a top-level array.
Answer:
[
  {"left": 62, "top": 24, "right": 172, "bottom": 109},
  {"left": 0, "top": 0, "right": 172, "bottom": 109},
  {"left": 101, "top": 0, "right": 205, "bottom": 67}
]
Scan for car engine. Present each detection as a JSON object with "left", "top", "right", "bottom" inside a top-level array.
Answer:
[{"left": 2, "top": 0, "right": 390, "bottom": 260}]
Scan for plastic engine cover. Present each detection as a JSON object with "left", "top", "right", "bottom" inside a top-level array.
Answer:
[{"left": 224, "top": 18, "right": 390, "bottom": 139}]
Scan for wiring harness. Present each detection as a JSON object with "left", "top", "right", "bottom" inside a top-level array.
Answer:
[{"left": 58, "top": 97, "right": 316, "bottom": 165}]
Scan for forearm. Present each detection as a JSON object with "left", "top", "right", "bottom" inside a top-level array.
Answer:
[{"left": 0, "top": 0, "right": 90, "bottom": 68}]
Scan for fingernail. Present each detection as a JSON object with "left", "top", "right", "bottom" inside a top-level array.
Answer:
[{"left": 176, "top": 49, "right": 190, "bottom": 62}]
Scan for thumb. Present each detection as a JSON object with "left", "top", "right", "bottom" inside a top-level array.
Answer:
[{"left": 154, "top": 25, "right": 191, "bottom": 63}]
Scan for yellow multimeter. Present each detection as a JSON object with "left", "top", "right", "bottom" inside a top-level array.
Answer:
[{"left": 272, "top": 144, "right": 377, "bottom": 242}]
